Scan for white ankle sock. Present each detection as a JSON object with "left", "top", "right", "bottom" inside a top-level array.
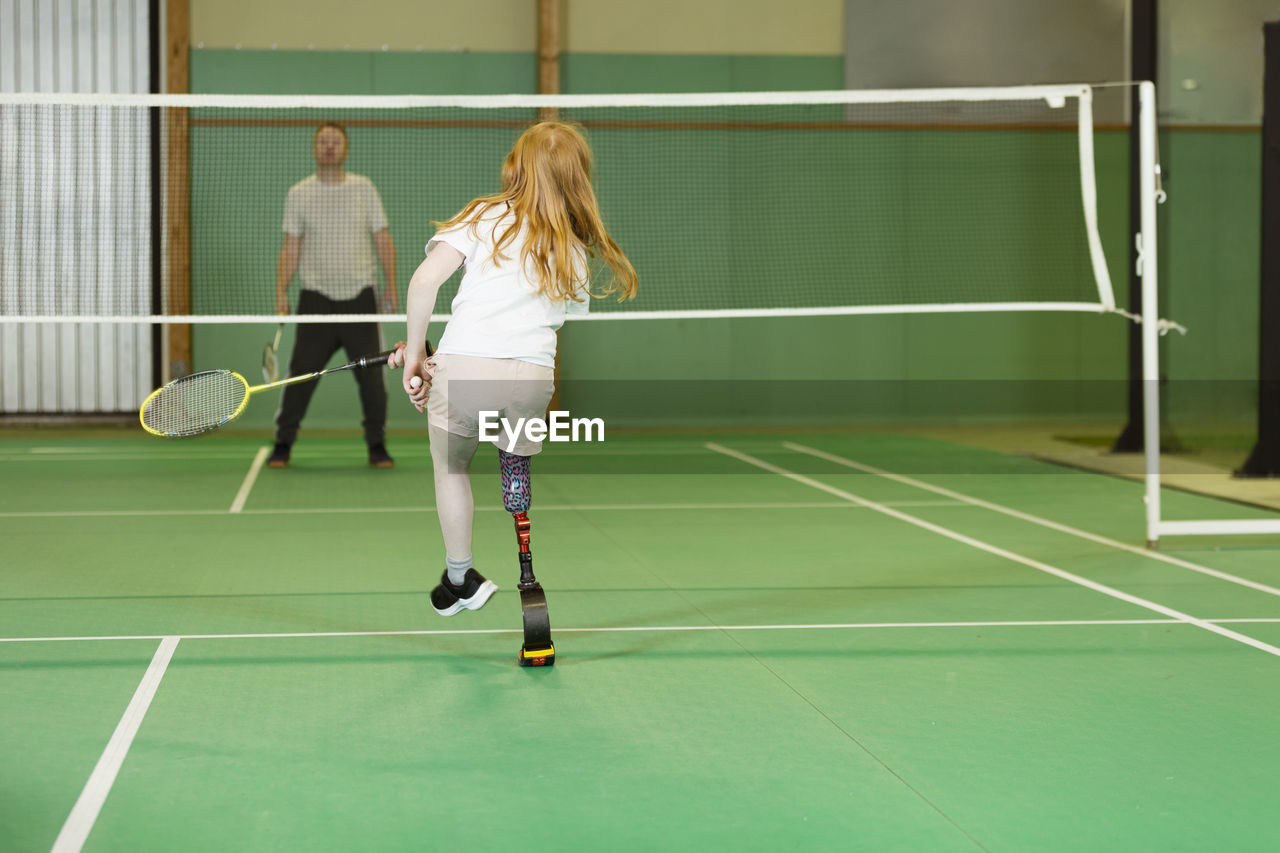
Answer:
[{"left": 446, "top": 554, "right": 473, "bottom": 586}]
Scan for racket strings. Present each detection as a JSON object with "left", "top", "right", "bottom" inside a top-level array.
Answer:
[{"left": 141, "top": 370, "right": 249, "bottom": 436}]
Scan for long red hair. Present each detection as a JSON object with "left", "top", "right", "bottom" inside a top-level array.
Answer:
[{"left": 433, "top": 121, "right": 637, "bottom": 303}]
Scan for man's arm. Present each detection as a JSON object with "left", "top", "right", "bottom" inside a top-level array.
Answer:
[
  {"left": 276, "top": 234, "right": 302, "bottom": 314},
  {"left": 373, "top": 228, "right": 398, "bottom": 312}
]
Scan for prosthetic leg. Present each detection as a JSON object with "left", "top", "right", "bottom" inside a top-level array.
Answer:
[{"left": 501, "top": 450, "right": 554, "bottom": 666}]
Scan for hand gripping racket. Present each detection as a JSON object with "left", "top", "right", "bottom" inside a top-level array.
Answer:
[
  {"left": 262, "top": 322, "right": 284, "bottom": 382},
  {"left": 141, "top": 348, "right": 400, "bottom": 438}
]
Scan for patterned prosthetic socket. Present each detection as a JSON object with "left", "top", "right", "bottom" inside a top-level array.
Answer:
[
  {"left": 498, "top": 449, "right": 532, "bottom": 513},
  {"left": 500, "top": 450, "right": 537, "bottom": 588}
]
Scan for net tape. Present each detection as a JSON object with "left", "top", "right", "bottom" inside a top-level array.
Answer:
[{"left": 2, "top": 84, "right": 1120, "bottom": 323}]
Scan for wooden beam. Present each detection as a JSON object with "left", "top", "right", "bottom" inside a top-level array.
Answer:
[
  {"left": 165, "top": 0, "right": 191, "bottom": 378},
  {"left": 538, "top": 0, "right": 560, "bottom": 118},
  {"left": 541, "top": 0, "right": 563, "bottom": 412}
]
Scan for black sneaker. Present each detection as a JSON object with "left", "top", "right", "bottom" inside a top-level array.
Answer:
[
  {"left": 267, "top": 442, "right": 291, "bottom": 468},
  {"left": 431, "top": 569, "right": 497, "bottom": 616},
  {"left": 368, "top": 442, "right": 394, "bottom": 468}
]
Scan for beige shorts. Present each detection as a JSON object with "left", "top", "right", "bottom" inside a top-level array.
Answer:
[{"left": 426, "top": 353, "right": 556, "bottom": 455}]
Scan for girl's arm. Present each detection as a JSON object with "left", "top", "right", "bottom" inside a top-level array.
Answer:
[{"left": 395, "top": 243, "right": 465, "bottom": 411}]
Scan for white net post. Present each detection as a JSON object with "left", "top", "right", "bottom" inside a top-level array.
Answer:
[
  {"left": 1142, "top": 80, "right": 1280, "bottom": 544},
  {"left": 1140, "top": 80, "right": 1164, "bottom": 547}
]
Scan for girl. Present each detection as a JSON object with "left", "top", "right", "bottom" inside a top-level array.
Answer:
[{"left": 392, "top": 121, "right": 637, "bottom": 616}]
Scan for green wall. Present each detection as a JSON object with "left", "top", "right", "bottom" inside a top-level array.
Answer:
[
  {"left": 186, "top": 49, "right": 1257, "bottom": 433},
  {"left": 1159, "top": 129, "right": 1261, "bottom": 429}
]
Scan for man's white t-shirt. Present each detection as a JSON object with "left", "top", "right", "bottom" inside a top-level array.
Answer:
[
  {"left": 282, "top": 174, "right": 389, "bottom": 300},
  {"left": 429, "top": 203, "right": 589, "bottom": 368}
]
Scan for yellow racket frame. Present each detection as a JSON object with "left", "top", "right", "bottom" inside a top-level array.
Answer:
[{"left": 140, "top": 349, "right": 399, "bottom": 438}]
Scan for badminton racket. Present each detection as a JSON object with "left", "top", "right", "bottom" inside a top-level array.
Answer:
[
  {"left": 262, "top": 322, "right": 284, "bottom": 382},
  {"left": 142, "top": 348, "right": 401, "bottom": 438}
]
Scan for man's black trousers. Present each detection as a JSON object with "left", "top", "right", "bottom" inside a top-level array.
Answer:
[{"left": 274, "top": 287, "right": 386, "bottom": 446}]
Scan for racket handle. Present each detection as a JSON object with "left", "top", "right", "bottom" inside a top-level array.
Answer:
[
  {"left": 357, "top": 349, "right": 399, "bottom": 369},
  {"left": 354, "top": 339, "right": 432, "bottom": 369}
]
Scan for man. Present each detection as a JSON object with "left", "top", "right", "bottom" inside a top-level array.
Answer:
[{"left": 269, "top": 122, "right": 399, "bottom": 468}]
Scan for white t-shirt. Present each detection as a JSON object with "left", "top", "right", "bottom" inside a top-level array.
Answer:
[
  {"left": 429, "top": 203, "right": 589, "bottom": 368},
  {"left": 282, "top": 174, "right": 389, "bottom": 300}
]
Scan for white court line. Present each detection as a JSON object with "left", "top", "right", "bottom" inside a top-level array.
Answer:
[
  {"left": 0, "top": 509, "right": 234, "bottom": 519},
  {"left": 0, "top": 452, "right": 271, "bottom": 463},
  {"left": 51, "top": 637, "right": 179, "bottom": 853},
  {"left": 707, "top": 443, "right": 1280, "bottom": 659},
  {"left": 0, "top": 500, "right": 965, "bottom": 520},
  {"left": 0, "top": 444, "right": 719, "bottom": 463},
  {"left": 784, "top": 442, "right": 1280, "bottom": 599},
  {"left": 229, "top": 447, "right": 270, "bottom": 514},
  {"left": 8, "top": 618, "right": 1280, "bottom": 645}
]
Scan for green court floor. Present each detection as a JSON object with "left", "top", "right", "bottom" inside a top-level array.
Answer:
[{"left": 3, "top": 429, "right": 1280, "bottom": 851}]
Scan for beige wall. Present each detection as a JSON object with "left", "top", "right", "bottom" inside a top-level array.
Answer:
[
  {"left": 190, "top": 0, "right": 535, "bottom": 51},
  {"left": 189, "top": 0, "right": 843, "bottom": 54},
  {"left": 568, "top": 0, "right": 842, "bottom": 55}
]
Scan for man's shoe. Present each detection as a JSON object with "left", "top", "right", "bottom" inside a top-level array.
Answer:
[
  {"left": 431, "top": 569, "right": 497, "bottom": 616},
  {"left": 368, "top": 442, "right": 394, "bottom": 468},
  {"left": 267, "top": 442, "right": 291, "bottom": 468}
]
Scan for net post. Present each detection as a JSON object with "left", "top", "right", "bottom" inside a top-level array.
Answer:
[{"left": 1139, "top": 80, "right": 1163, "bottom": 547}]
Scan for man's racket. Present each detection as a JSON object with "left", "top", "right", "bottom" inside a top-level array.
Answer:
[
  {"left": 262, "top": 322, "right": 284, "bottom": 382},
  {"left": 141, "top": 348, "right": 400, "bottom": 438}
]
